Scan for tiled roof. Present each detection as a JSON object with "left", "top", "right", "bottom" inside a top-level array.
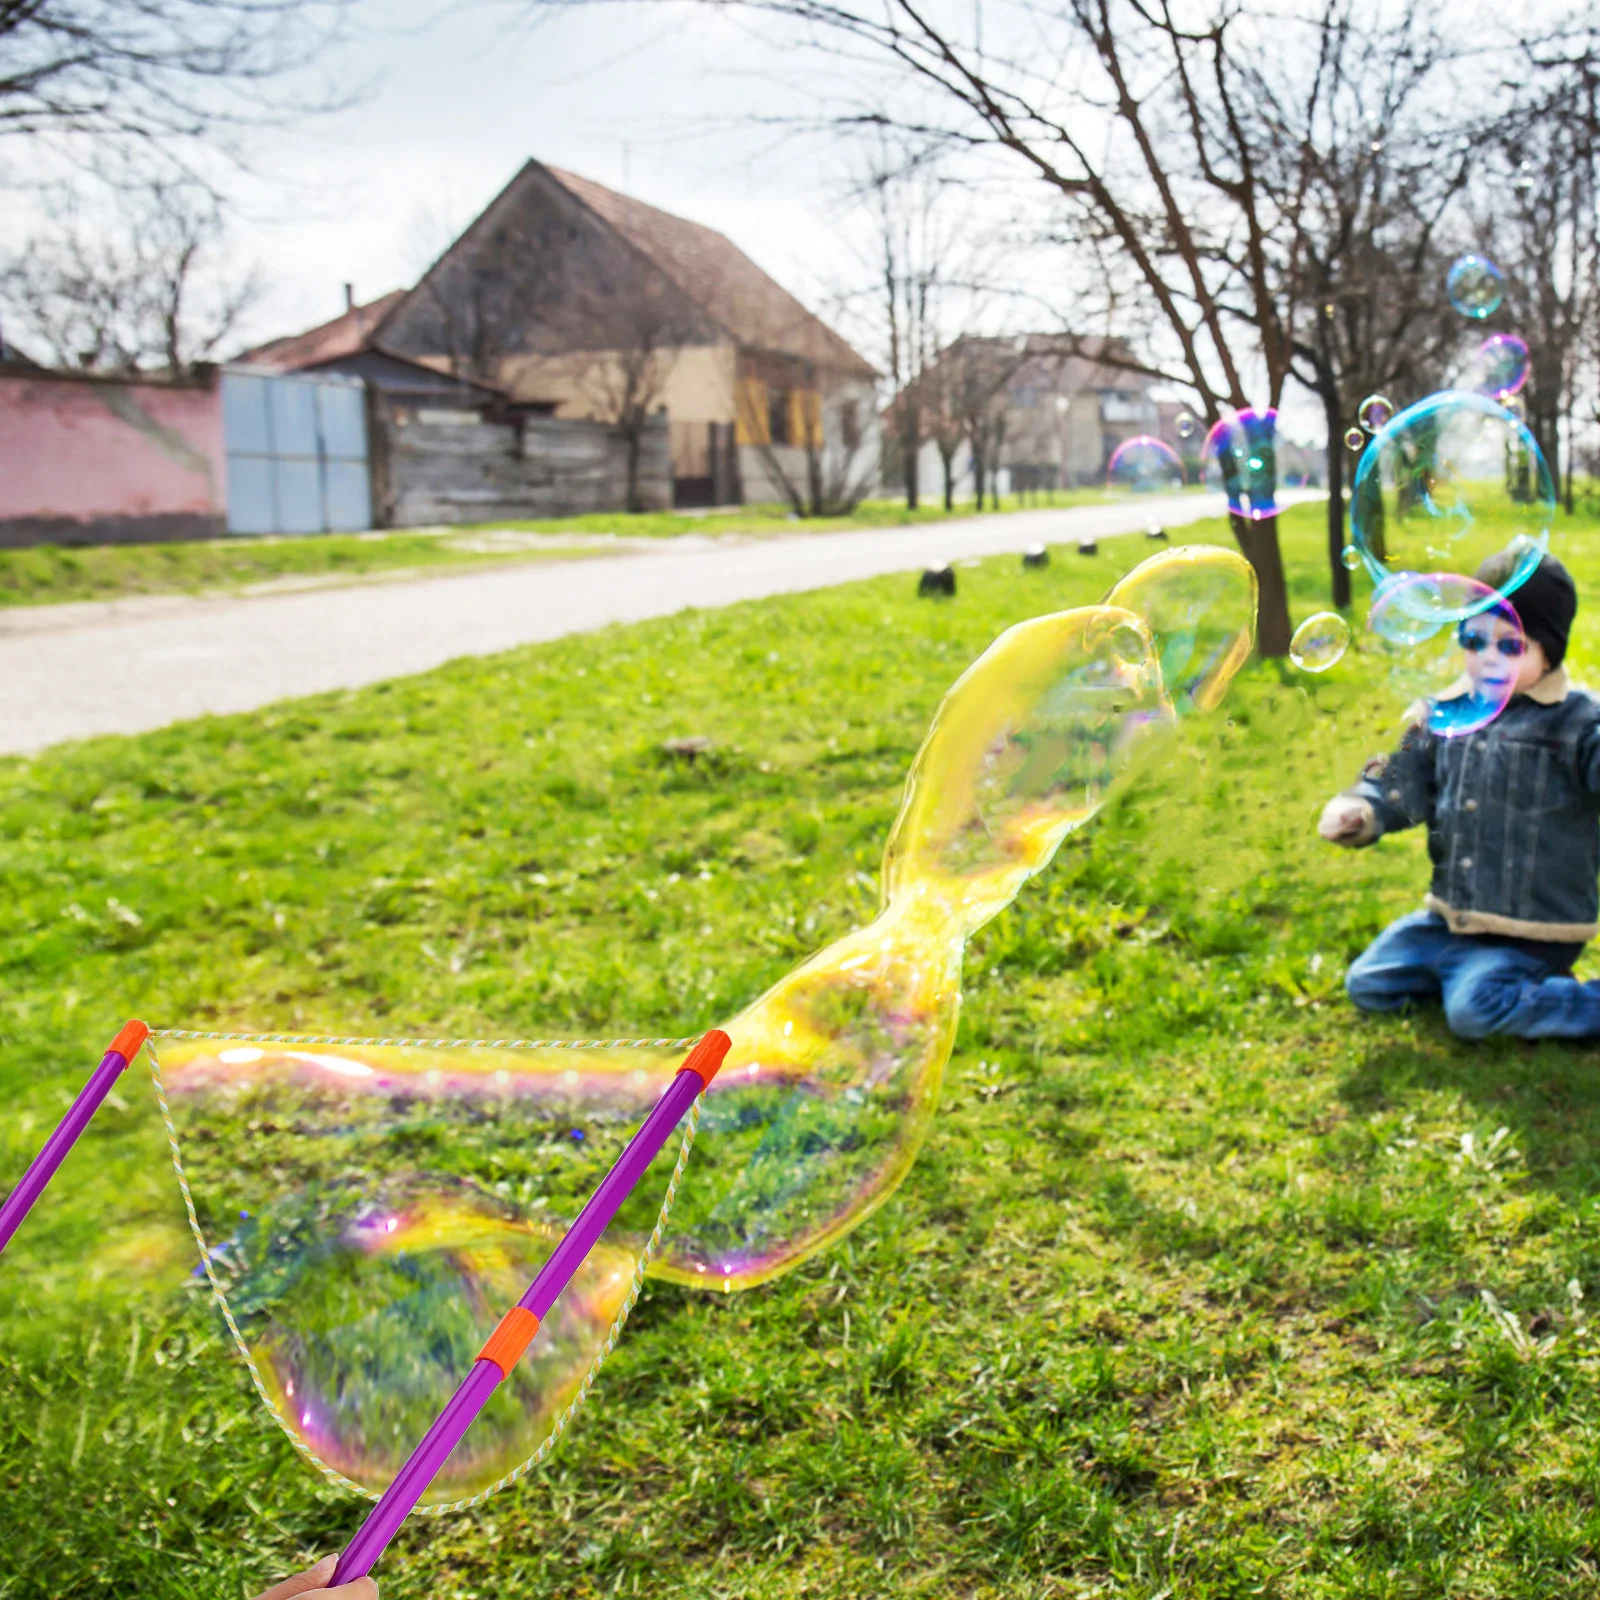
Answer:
[
  {"left": 236, "top": 290, "right": 408, "bottom": 371},
  {"left": 545, "top": 166, "right": 875, "bottom": 378}
]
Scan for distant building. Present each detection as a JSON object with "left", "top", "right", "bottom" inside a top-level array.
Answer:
[
  {"left": 901, "top": 335, "right": 1171, "bottom": 500},
  {"left": 241, "top": 160, "right": 879, "bottom": 509}
]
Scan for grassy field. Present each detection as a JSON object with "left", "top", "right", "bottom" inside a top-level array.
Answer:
[
  {"left": 0, "top": 490, "right": 1120, "bottom": 610},
  {"left": 6, "top": 501, "right": 1600, "bottom": 1598}
]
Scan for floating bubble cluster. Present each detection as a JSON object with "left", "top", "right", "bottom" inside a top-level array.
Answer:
[
  {"left": 1348, "top": 391, "right": 1555, "bottom": 613},
  {"left": 1363, "top": 575, "right": 1526, "bottom": 737},
  {"left": 1107, "top": 435, "right": 1185, "bottom": 492},
  {"left": 1290, "top": 612, "right": 1350, "bottom": 673},
  {"left": 1206, "top": 408, "right": 1278, "bottom": 520},
  {"left": 1447, "top": 253, "right": 1506, "bottom": 319},
  {"left": 1470, "top": 333, "right": 1531, "bottom": 399},
  {"left": 163, "top": 546, "right": 1259, "bottom": 1502}
]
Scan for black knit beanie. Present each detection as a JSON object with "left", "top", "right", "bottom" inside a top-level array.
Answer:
[{"left": 1474, "top": 549, "right": 1577, "bottom": 670}]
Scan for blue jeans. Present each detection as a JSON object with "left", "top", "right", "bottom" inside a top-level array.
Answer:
[{"left": 1347, "top": 911, "right": 1600, "bottom": 1039}]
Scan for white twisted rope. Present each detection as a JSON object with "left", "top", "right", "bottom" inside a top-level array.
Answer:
[{"left": 145, "top": 1035, "right": 703, "bottom": 1512}]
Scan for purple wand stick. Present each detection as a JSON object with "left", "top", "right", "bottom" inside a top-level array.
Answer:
[
  {"left": 0, "top": 1019, "right": 149, "bottom": 1261},
  {"left": 330, "top": 1027, "right": 731, "bottom": 1586}
]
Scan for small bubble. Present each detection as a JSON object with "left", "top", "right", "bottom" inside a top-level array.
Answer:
[
  {"left": 1446, "top": 253, "right": 1505, "bottom": 319},
  {"left": 1341, "top": 545, "right": 1362, "bottom": 571},
  {"left": 1357, "top": 393, "right": 1395, "bottom": 433},
  {"left": 1344, "top": 426, "right": 1365, "bottom": 452},
  {"left": 1290, "top": 612, "right": 1350, "bottom": 673}
]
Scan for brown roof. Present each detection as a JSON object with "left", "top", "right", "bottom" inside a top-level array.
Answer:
[
  {"left": 237, "top": 290, "right": 408, "bottom": 371},
  {"left": 545, "top": 166, "right": 875, "bottom": 378}
]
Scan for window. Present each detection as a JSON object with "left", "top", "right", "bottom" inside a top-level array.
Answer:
[{"left": 768, "top": 387, "right": 791, "bottom": 446}]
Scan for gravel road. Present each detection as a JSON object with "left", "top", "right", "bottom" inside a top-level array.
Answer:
[{"left": 0, "top": 491, "right": 1313, "bottom": 756}]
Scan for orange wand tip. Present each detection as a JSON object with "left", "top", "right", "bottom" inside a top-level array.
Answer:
[
  {"left": 682, "top": 1029, "right": 732, "bottom": 1090},
  {"left": 109, "top": 1019, "right": 149, "bottom": 1062}
]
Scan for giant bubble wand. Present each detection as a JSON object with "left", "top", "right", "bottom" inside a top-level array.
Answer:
[
  {"left": 0, "top": 1019, "right": 149, "bottom": 1259},
  {"left": 328, "top": 1027, "right": 730, "bottom": 1586}
]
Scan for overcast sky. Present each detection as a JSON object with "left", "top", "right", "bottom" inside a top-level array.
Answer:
[{"left": 217, "top": 0, "right": 854, "bottom": 350}]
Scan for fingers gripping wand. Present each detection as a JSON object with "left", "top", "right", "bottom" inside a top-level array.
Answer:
[
  {"left": 330, "top": 1028, "right": 731, "bottom": 1586},
  {"left": 0, "top": 1020, "right": 149, "bottom": 1260}
]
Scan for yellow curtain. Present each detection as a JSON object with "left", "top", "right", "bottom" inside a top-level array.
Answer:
[
  {"left": 790, "top": 390, "right": 823, "bottom": 449},
  {"left": 735, "top": 379, "right": 769, "bottom": 446}
]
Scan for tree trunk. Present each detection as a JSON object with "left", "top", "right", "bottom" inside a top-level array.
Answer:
[
  {"left": 1231, "top": 512, "right": 1293, "bottom": 658},
  {"left": 625, "top": 423, "right": 643, "bottom": 514},
  {"left": 904, "top": 410, "right": 921, "bottom": 511},
  {"left": 1565, "top": 399, "right": 1576, "bottom": 515},
  {"left": 1321, "top": 386, "right": 1350, "bottom": 610},
  {"left": 939, "top": 448, "right": 955, "bottom": 511}
]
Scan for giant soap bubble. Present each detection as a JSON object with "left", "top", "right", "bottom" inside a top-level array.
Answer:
[
  {"left": 1349, "top": 391, "right": 1555, "bottom": 615},
  {"left": 156, "top": 546, "right": 1259, "bottom": 1504}
]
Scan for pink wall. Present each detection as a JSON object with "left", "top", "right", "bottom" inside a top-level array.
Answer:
[{"left": 0, "top": 370, "right": 226, "bottom": 546}]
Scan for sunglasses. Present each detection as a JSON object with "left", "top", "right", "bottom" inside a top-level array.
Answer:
[{"left": 1458, "top": 629, "right": 1527, "bottom": 658}]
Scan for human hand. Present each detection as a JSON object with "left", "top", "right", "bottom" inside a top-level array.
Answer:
[
  {"left": 251, "top": 1554, "right": 377, "bottom": 1600},
  {"left": 1318, "top": 796, "right": 1369, "bottom": 844}
]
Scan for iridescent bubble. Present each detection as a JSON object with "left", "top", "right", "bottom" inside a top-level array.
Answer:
[
  {"left": 163, "top": 546, "right": 1260, "bottom": 1500},
  {"left": 1107, "top": 435, "right": 1185, "bottom": 492},
  {"left": 1348, "top": 390, "right": 1555, "bottom": 613},
  {"left": 1290, "top": 612, "right": 1350, "bottom": 672},
  {"left": 1358, "top": 393, "right": 1395, "bottom": 433},
  {"left": 1205, "top": 408, "right": 1278, "bottom": 520},
  {"left": 1363, "top": 575, "right": 1525, "bottom": 737},
  {"left": 1344, "top": 426, "right": 1366, "bottom": 452},
  {"left": 1175, "top": 411, "right": 1199, "bottom": 440},
  {"left": 1446, "top": 254, "right": 1505, "bottom": 319},
  {"left": 1341, "top": 544, "right": 1363, "bottom": 571},
  {"left": 1469, "top": 333, "right": 1531, "bottom": 399}
]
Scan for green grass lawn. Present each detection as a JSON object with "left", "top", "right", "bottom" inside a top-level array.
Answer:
[
  {"left": 0, "top": 491, "right": 1118, "bottom": 610},
  {"left": 7, "top": 501, "right": 1600, "bottom": 1597}
]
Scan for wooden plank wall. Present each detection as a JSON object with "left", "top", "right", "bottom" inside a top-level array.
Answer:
[{"left": 380, "top": 408, "right": 672, "bottom": 526}]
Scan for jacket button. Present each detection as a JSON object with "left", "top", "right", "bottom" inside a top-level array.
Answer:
[
  {"left": 1461, "top": 857, "right": 1474, "bottom": 869},
  {"left": 1464, "top": 798, "right": 1478, "bottom": 811}
]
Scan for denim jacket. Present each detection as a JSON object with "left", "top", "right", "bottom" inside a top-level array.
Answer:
[{"left": 1343, "top": 670, "right": 1600, "bottom": 942}]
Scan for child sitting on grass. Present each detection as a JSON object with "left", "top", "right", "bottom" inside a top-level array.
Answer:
[{"left": 1319, "top": 551, "right": 1600, "bottom": 1039}]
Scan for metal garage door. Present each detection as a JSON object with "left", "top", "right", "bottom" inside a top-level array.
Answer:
[{"left": 223, "top": 369, "right": 372, "bottom": 534}]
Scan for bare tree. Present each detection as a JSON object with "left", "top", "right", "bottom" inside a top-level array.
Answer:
[
  {"left": 569, "top": 269, "right": 689, "bottom": 511},
  {"left": 0, "top": 181, "right": 259, "bottom": 373},
  {"left": 943, "top": 336, "right": 1031, "bottom": 509},
  {"left": 527, "top": 0, "right": 1527, "bottom": 653},
  {"left": 1489, "top": 33, "right": 1600, "bottom": 513},
  {"left": 0, "top": 0, "right": 353, "bottom": 163},
  {"left": 1255, "top": 0, "right": 1473, "bottom": 605}
]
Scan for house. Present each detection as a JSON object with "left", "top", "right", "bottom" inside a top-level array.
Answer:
[
  {"left": 904, "top": 335, "right": 1172, "bottom": 500},
  {"left": 367, "top": 161, "right": 879, "bottom": 507},
  {"left": 239, "top": 287, "right": 505, "bottom": 412}
]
